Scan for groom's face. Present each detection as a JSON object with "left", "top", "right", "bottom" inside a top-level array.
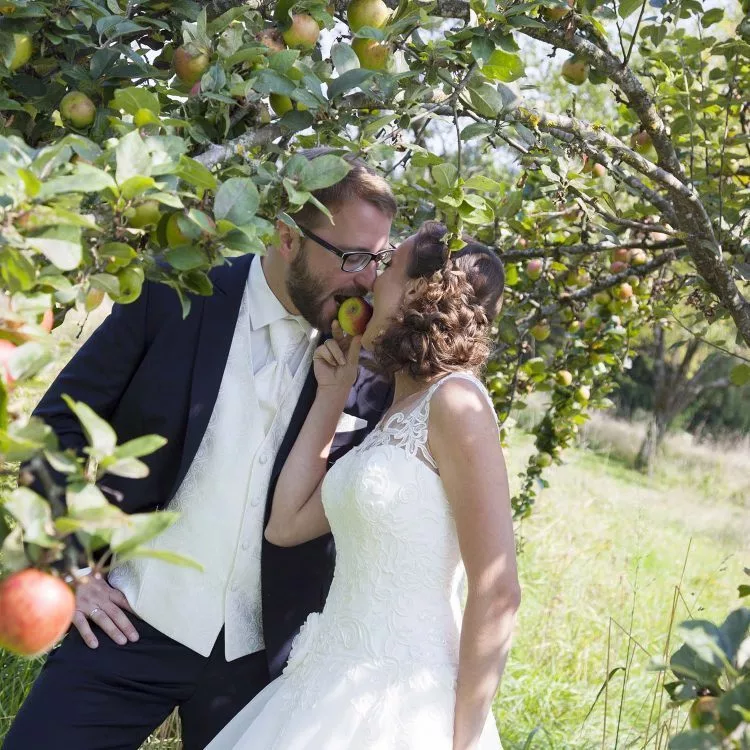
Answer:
[{"left": 285, "top": 198, "right": 393, "bottom": 332}]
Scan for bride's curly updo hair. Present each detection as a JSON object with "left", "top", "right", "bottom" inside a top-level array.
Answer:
[{"left": 373, "top": 221, "right": 505, "bottom": 379}]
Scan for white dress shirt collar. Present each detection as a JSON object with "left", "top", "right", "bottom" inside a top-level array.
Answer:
[{"left": 247, "top": 255, "right": 313, "bottom": 336}]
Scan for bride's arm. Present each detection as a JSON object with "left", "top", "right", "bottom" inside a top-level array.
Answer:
[
  {"left": 428, "top": 379, "right": 521, "bottom": 750},
  {"left": 264, "top": 331, "right": 361, "bottom": 548}
]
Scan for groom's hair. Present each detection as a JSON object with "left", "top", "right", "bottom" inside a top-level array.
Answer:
[{"left": 292, "top": 147, "right": 397, "bottom": 229}]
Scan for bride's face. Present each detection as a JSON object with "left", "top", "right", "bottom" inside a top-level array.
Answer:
[{"left": 361, "top": 234, "right": 416, "bottom": 350}]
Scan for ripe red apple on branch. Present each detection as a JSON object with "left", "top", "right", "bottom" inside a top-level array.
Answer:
[
  {"left": 0, "top": 568, "right": 76, "bottom": 657},
  {"left": 173, "top": 45, "right": 210, "bottom": 86},
  {"left": 282, "top": 14, "right": 320, "bottom": 50}
]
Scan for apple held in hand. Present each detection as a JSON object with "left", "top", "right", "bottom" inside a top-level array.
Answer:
[
  {"left": 0, "top": 569, "right": 76, "bottom": 658},
  {"left": 337, "top": 297, "right": 373, "bottom": 336}
]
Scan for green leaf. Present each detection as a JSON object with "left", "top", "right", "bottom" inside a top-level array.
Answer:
[
  {"left": 468, "top": 82, "right": 505, "bottom": 118},
  {"left": 115, "top": 435, "right": 168, "bottom": 459},
  {"left": 730, "top": 363, "right": 750, "bottom": 386},
  {"left": 460, "top": 122, "right": 494, "bottom": 141},
  {"left": 110, "top": 511, "right": 179, "bottom": 558},
  {"left": 431, "top": 162, "right": 458, "bottom": 193},
  {"left": 17, "top": 168, "right": 41, "bottom": 197},
  {"left": 298, "top": 154, "right": 352, "bottom": 192},
  {"left": 465, "top": 174, "right": 503, "bottom": 192},
  {"left": 25, "top": 237, "right": 82, "bottom": 271},
  {"left": 331, "top": 43, "right": 360, "bottom": 74},
  {"left": 164, "top": 245, "right": 206, "bottom": 271},
  {"left": 4, "top": 487, "right": 60, "bottom": 548},
  {"left": 38, "top": 165, "right": 117, "bottom": 198},
  {"left": 61, "top": 395, "right": 117, "bottom": 455},
  {"left": 214, "top": 177, "right": 260, "bottom": 225},
  {"left": 740, "top": 584, "right": 750, "bottom": 598},
  {"left": 100, "top": 456, "right": 150, "bottom": 479},
  {"left": 116, "top": 130, "right": 152, "bottom": 184},
  {"left": 120, "top": 176, "right": 157, "bottom": 200},
  {"left": 701, "top": 8, "right": 723, "bottom": 27},
  {"left": 668, "top": 730, "right": 722, "bottom": 750},
  {"left": 483, "top": 49, "right": 525, "bottom": 82},
  {"left": 4, "top": 341, "right": 53, "bottom": 382},
  {"left": 618, "top": 0, "right": 643, "bottom": 19},
  {"left": 174, "top": 155, "right": 217, "bottom": 191},
  {"left": 112, "top": 86, "right": 161, "bottom": 116},
  {"left": 471, "top": 35, "right": 494, "bottom": 64},
  {"left": 119, "top": 547, "right": 204, "bottom": 570},
  {"left": 328, "top": 69, "right": 374, "bottom": 99}
]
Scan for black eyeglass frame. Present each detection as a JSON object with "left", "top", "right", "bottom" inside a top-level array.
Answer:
[{"left": 297, "top": 225, "right": 396, "bottom": 273}]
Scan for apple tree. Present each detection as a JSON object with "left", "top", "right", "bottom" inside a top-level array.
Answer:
[{"left": 0, "top": 0, "right": 749, "bottom": 654}]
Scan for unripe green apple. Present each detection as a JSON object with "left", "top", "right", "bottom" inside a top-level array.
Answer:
[
  {"left": 561, "top": 58, "right": 588, "bottom": 85},
  {"left": 574, "top": 385, "right": 590, "bottom": 404},
  {"left": 269, "top": 93, "right": 307, "bottom": 116},
  {"left": 351, "top": 38, "right": 390, "bottom": 70},
  {"left": 282, "top": 14, "right": 320, "bottom": 50},
  {"left": 128, "top": 200, "right": 162, "bottom": 229},
  {"left": 535, "top": 452, "right": 553, "bottom": 468},
  {"left": 347, "top": 0, "right": 390, "bottom": 32},
  {"left": 530, "top": 321, "right": 551, "bottom": 341},
  {"left": 630, "top": 249, "right": 648, "bottom": 266},
  {"left": 555, "top": 369, "right": 573, "bottom": 386},
  {"left": 60, "top": 91, "right": 96, "bottom": 129},
  {"left": 9, "top": 33, "right": 32, "bottom": 71},
  {"left": 165, "top": 212, "right": 189, "bottom": 247},
  {"left": 173, "top": 45, "right": 210, "bottom": 86}
]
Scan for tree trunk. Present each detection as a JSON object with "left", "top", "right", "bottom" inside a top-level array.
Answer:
[{"left": 635, "top": 413, "right": 668, "bottom": 473}]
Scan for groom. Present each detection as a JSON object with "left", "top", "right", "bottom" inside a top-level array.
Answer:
[{"left": 3, "top": 149, "right": 397, "bottom": 750}]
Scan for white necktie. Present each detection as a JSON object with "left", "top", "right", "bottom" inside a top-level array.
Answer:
[{"left": 254, "top": 317, "right": 306, "bottom": 436}]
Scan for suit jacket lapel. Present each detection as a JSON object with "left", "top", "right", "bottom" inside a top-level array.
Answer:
[{"left": 169, "top": 253, "right": 254, "bottom": 499}]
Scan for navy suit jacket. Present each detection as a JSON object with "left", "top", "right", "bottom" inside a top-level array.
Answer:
[{"left": 32, "top": 253, "right": 393, "bottom": 679}]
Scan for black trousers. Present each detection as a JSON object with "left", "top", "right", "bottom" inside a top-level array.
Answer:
[{"left": 2, "top": 614, "right": 270, "bottom": 750}]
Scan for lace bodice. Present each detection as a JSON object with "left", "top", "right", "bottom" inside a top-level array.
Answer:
[{"left": 285, "top": 372, "right": 498, "bottom": 675}]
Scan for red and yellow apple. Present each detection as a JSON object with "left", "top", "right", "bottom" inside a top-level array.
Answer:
[
  {"left": 542, "top": 0, "right": 574, "bottom": 20},
  {"left": 337, "top": 296, "right": 373, "bottom": 336},
  {"left": 0, "top": 569, "right": 76, "bottom": 658},
  {"left": 525, "top": 258, "right": 543, "bottom": 281},
  {"left": 282, "top": 14, "right": 320, "bottom": 50},
  {"left": 173, "top": 45, "right": 210, "bottom": 86},
  {"left": 630, "top": 130, "right": 652, "bottom": 154}
]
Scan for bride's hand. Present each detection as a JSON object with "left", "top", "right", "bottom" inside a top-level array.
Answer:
[{"left": 313, "top": 321, "right": 362, "bottom": 392}]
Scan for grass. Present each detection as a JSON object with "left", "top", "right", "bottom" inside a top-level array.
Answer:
[
  {"left": 495, "top": 421, "right": 748, "bottom": 749},
  {"left": 1, "top": 308, "right": 748, "bottom": 748}
]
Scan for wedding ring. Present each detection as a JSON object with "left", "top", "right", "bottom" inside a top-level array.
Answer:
[{"left": 89, "top": 606, "right": 102, "bottom": 619}]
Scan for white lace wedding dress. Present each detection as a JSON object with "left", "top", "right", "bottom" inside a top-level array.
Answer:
[{"left": 206, "top": 372, "right": 504, "bottom": 750}]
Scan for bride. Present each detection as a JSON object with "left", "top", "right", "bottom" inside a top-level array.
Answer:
[{"left": 206, "top": 221, "right": 520, "bottom": 750}]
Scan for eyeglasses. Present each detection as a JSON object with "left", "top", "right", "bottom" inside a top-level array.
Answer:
[{"left": 298, "top": 225, "right": 396, "bottom": 274}]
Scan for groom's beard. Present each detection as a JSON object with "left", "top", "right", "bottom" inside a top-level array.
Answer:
[
  {"left": 286, "top": 248, "right": 365, "bottom": 333},
  {"left": 287, "top": 250, "right": 329, "bottom": 331}
]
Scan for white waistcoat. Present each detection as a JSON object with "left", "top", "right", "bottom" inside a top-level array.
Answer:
[{"left": 108, "top": 262, "right": 317, "bottom": 660}]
